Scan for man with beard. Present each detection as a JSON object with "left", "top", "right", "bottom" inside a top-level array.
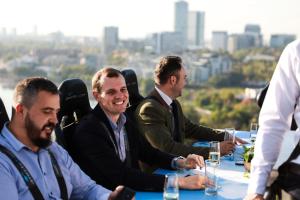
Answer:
[
  {"left": 72, "top": 67, "right": 207, "bottom": 191},
  {"left": 0, "top": 77, "right": 131, "bottom": 200}
]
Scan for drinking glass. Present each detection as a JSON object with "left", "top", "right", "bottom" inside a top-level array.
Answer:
[
  {"left": 163, "top": 173, "right": 179, "bottom": 200},
  {"left": 205, "top": 160, "right": 218, "bottom": 196},
  {"left": 250, "top": 123, "right": 258, "bottom": 143},
  {"left": 209, "top": 141, "right": 220, "bottom": 166}
]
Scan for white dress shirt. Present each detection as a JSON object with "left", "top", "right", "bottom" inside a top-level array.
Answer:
[
  {"left": 155, "top": 86, "right": 173, "bottom": 106},
  {"left": 248, "top": 39, "right": 300, "bottom": 195}
]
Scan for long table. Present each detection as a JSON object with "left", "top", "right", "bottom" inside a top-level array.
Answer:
[{"left": 136, "top": 131, "right": 251, "bottom": 200}]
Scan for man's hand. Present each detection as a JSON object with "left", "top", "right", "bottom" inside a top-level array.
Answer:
[
  {"left": 108, "top": 186, "right": 135, "bottom": 200},
  {"left": 220, "top": 141, "right": 235, "bottom": 156},
  {"left": 244, "top": 194, "right": 264, "bottom": 200},
  {"left": 178, "top": 175, "right": 207, "bottom": 190},
  {"left": 176, "top": 154, "right": 204, "bottom": 169}
]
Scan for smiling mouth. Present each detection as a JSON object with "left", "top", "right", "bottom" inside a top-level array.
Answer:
[{"left": 114, "top": 100, "right": 126, "bottom": 105}]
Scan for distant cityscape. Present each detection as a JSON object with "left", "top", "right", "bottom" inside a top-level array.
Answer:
[{"left": 0, "top": 0, "right": 294, "bottom": 89}]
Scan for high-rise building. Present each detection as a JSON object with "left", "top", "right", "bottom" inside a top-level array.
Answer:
[
  {"left": 270, "top": 34, "right": 296, "bottom": 48},
  {"left": 174, "top": 0, "right": 188, "bottom": 49},
  {"left": 212, "top": 31, "right": 228, "bottom": 51},
  {"left": 188, "top": 11, "right": 205, "bottom": 48},
  {"left": 244, "top": 24, "right": 263, "bottom": 47},
  {"left": 146, "top": 32, "right": 184, "bottom": 54},
  {"left": 103, "top": 26, "right": 119, "bottom": 55},
  {"left": 227, "top": 34, "right": 256, "bottom": 53},
  {"left": 244, "top": 24, "right": 261, "bottom": 35}
]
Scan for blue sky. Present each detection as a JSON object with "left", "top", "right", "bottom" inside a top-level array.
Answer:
[{"left": 0, "top": 0, "right": 299, "bottom": 40}]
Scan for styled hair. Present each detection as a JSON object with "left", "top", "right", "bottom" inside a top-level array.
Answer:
[
  {"left": 13, "top": 77, "right": 58, "bottom": 108},
  {"left": 92, "top": 67, "right": 122, "bottom": 92},
  {"left": 154, "top": 56, "right": 183, "bottom": 85}
]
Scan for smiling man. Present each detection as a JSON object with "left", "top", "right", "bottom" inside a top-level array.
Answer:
[
  {"left": 0, "top": 77, "right": 127, "bottom": 200},
  {"left": 71, "top": 67, "right": 207, "bottom": 191}
]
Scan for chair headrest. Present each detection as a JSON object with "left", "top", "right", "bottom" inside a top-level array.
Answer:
[
  {"left": 0, "top": 97, "right": 9, "bottom": 130},
  {"left": 121, "top": 69, "right": 144, "bottom": 105},
  {"left": 58, "top": 78, "right": 91, "bottom": 122}
]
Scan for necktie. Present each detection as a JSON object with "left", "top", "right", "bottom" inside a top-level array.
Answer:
[{"left": 170, "top": 101, "right": 180, "bottom": 142}]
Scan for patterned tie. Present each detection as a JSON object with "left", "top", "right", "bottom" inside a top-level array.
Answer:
[{"left": 170, "top": 101, "right": 180, "bottom": 142}]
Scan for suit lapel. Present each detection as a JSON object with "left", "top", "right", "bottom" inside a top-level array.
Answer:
[{"left": 92, "top": 104, "right": 118, "bottom": 146}]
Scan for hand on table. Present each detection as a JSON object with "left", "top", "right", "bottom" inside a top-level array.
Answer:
[
  {"left": 178, "top": 175, "right": 208, "bottom": 190},
  {"left": 176, "top": 154, "right": 204, "bottom": 169},
  {"left": 108, "top": 186, "right": 135, "bottom": 200}
]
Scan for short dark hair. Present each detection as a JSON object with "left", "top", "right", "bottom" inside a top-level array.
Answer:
[
  {"left": 13, "top": 77, "right": 58, "bottom": 108},
  {"left": 92, "top": 67, "right": 123, "bottom": 92},
  {"left": 154, "top": 56, "right": 183, "bottom": 85}
]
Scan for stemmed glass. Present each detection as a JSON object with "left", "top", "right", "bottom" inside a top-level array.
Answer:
[
  {"left": 209, "top": 141, "right": 220, "bottom": 166},
  {"left": 250, "top": 123, "right": 258, "bottom": 143}
]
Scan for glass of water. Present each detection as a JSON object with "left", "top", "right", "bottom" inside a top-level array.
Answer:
[
  {"left": 163, "top": 173, "right": 179, "bottom": 200},
  {"left": 205, "top": 160, "right": 218, "bottom": 196},
  {"left": 209, "top": 141, "right": 220, "bottom": 166},
  {"left": 224, "top": 128, "right": 235, "bottom": 160}
]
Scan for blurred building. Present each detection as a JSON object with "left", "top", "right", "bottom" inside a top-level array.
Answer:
[
  {"left": 103, "top": 26, "right": 119, "bottom": 55},
  {"left": 227, "top": 34, "right": 256, "bottom": 53},
  {"left": 145, "top": 32, "right": 184, "bottom": 54},
  {"left": 174, "top": 0, "right": 188, "bottom": 49},
  {"left": 244, "top": 24, "right": 263, "bottom": 47},
  {"left": 211, "top": 31, "right": 228, "bottom": 51},
  {"left": 189, "top": 53, "right": 232, "bottom": 85},
  {"left": 270, "top": 34, "right": 296, "bottom": 48},
  {"left": 188, "top": 11, "right": 205, "bottom": 48}
]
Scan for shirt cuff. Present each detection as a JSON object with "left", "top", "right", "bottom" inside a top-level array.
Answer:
[{"left": 171, "top": 156, "right": 185, "bottom": 169}]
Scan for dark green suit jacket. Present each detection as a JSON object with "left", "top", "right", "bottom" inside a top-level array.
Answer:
[{"left": 135, "top": 89, "right": 225, "bottom": 159}]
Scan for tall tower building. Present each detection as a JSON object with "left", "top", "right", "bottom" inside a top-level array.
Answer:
[
  {"left": 103, "top": 26, "right": 119, "bottom": 55},
  {"left": 174, "top": 0, "right": 188, "bottom": 49},
  {"left": 188, "top": 11, "right": 205, "bottom": 48}
]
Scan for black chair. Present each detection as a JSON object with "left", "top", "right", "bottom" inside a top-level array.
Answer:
[
  {"left": 0, "top": 97, "right": 9, "bottom": 130},
  {"left": 256, "top": 83, "right": 297, "bottom": 130},
  {"left": 121, "top": 69, "right": 145, "bottom": 121},
  {"left": 56, "top": 78, "right": 92, "bottom": 152}
]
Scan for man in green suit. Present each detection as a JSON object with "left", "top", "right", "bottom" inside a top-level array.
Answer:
[{"left": 136, "top": 56, "right": 242, "bottom": 161}]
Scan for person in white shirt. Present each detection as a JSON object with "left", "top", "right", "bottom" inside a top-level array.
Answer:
[{"left": 245, "top": 40, "right": 300, "bottom": 200}]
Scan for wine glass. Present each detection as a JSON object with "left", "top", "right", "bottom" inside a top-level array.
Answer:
[
  {"left": 209, "top": 141, "right": 220, "bottom": 166},
  {"left": 250, "top": 123, "right": 258, "bottom": 143}
]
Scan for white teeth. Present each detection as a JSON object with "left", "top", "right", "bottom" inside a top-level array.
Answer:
[{"left": 115, "top": 101, "right": 123, "bottom": 105}]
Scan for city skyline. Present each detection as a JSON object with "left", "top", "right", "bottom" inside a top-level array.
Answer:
[{"left": 1, "top": 0, "right": 299, "bottom": 40}]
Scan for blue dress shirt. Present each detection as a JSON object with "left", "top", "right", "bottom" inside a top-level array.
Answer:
[{"left": 0, "top": 123, "right": 111, "bottom": 200}]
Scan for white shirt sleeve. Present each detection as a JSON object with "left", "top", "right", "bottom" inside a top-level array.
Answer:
[{"left": 247, "top": 40, "right": 300, "bottom": 195}]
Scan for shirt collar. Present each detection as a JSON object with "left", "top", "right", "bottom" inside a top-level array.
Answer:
[
  {"left": 106, "top": 113, "right": 127, "bottom": 132},
  {"left": 1, "top": 122, "right": 27, "bottom": 152},
  {"left": 1, "top": 122, "right": 50, "bottom": 153},
  {"left": 155, "top": 86, "right": 173, "bottom": 106}
]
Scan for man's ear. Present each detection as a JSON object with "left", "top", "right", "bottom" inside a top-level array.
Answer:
[
  {"left": 170, "top": 75, "right": 177, "bottom": 85},
  {"left": 15, "top": 103, "right": 24, "bottom": 115},
  {"left": 92, "top": 91, "right": 100, "bottom": 101}
]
